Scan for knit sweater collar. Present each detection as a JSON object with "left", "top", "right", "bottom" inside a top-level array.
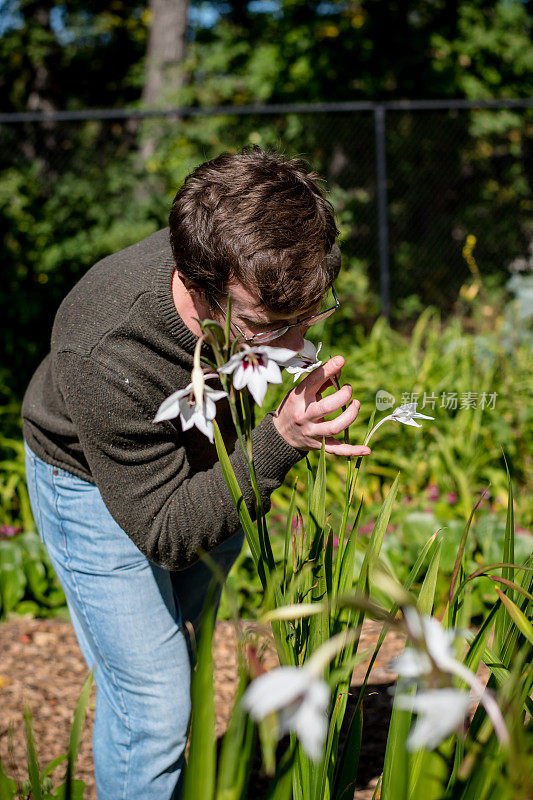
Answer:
[{"left": 153, "top": 244, "right": 214, "bottom": 361}]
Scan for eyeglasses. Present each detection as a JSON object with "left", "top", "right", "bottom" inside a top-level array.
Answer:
[{"left": 213, "top": 285, "right": 341, "bottom": 344}]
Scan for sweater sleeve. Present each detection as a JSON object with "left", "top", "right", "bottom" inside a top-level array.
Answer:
[{"left": 56, "top": 350, "right": 304, "bottom": 570}]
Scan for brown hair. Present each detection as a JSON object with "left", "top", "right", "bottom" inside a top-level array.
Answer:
[{"left": 169, "top": 147, "right": 340, "bottom": 313}]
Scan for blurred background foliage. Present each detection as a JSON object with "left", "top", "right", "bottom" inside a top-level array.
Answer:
[{"left": 0, "top": 0, "right": 531, "bottom": 620}]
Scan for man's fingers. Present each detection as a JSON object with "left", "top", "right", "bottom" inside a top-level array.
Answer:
[
  {"left": 323, "top": 439, "right": 372, "bottom": 458},
  {"left": 309, "top": 385, "right": 354, "bottom": 419},
  {"left": 297, "top": 356, "right": 345, "bottom": 397},
  {"left": 312, "top": 399, "right": 361, "bottom": 436}
]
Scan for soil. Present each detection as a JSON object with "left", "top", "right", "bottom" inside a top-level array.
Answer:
[{"left": 0, "top": 617, "right": 406, "bottom": 799}]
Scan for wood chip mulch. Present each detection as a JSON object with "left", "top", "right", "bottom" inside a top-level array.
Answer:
[{"left": 0, "top": 617, "right": 406, "bottom": 799}]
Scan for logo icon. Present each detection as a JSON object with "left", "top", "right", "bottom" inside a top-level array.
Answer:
[{"left": 375, "top": 390, "right": 395, "bottom": 410}]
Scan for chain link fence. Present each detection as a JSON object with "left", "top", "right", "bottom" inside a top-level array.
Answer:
[{"left": 1, "top": 99, "right": 531, "bottom": 389}]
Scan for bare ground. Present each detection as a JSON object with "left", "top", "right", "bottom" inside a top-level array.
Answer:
[{"left": 0, "top": 617, "right": 406, "bottom": 799}]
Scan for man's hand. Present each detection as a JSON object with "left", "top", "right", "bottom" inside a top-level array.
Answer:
[{"left": 272, "top": 356, "right": 372, "bottom": 457}]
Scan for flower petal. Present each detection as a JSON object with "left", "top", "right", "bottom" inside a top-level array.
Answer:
[
  {"left": 192, "top": 412, "right": 215, "bottom": 443},
  {"left": 392, "top": 648, "right": 432, "bottom": 679},
  {"left": 420, "top": 616, "right": 458, "bottom": 670},
  {"left": 153, "top": 386, "right": 191, "bottom": 422},
  {"left": 392, "top": 402, "right": 418, "bottom": 421},
  {"left": 396, "top": 689, "right": 471, "bottom": 751},
  {"left": 258, "top": 345, "right": 298, "bottom": 364},
  {"left": 246, "top": 371, "right": 269, "bottom": 406},
  {"left": 242, "top": 668, "right": 308, "bottom": 720},
  {"left": 262, "top": 359, "right": 283, "bottom": 385},
  {"left": 291, "top": 686, "right": 330, "bottom": 760},
  {"left": 231, "top": 364, "right": 249, "bottom": 391},
  {"left": 179, "top": 404, "right": 197, "bottom": 430},
  {"left": 218, "top": 353, "right": 241, "bottom": 374},
  {"left": 205, "top": 388, "right": 228, "bottom": 403},
  {"left": 203, "top": 396, "right": 217, "bottom": 421}
]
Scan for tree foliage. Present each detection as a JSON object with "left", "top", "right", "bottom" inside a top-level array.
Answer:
[{"left": 0, "top": 0, "right": 531, "bottom": 396}]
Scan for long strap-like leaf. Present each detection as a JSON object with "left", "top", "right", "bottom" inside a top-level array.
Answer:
[
  {"left": 23, "top": 705, "right": 42, "bottom": 800},
  {"left": 183, "top": 581, "right": 217, "bottom": 800}
]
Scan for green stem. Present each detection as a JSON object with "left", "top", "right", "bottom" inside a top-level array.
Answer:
[{"left": 331, "top": 374, "right": 351, "bottom": 456}]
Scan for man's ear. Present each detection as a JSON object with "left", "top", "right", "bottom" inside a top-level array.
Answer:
[{"left": 177, "top": 271, "right": 203, "bottom": 295}]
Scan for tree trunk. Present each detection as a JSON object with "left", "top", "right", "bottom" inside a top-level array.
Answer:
[
  {"left": 19, "top": 2, "right": 63, "bottom": 178},
  {"left": 142, "top": 0, "right": 189, "bottom": 108}
]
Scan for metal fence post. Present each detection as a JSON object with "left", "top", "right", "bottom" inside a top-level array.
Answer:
[{"left": 374, "top": 104, "right": 391, "bottom": 321}]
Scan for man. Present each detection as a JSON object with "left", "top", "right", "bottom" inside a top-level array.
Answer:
[{"left": 22, "top": 147, "right": 371, "bottom": 799}]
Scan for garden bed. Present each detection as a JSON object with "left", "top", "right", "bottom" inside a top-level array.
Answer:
[{"left": 0, "top": 616, "right": 406, "bottom": 799}]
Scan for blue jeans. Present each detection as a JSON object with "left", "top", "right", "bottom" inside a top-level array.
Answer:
[{"left": 24, "top": 443, "right": 244, "bottom": 800}]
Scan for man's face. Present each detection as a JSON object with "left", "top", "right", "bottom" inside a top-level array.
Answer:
[{"left": 221, "top": 281, "right": 322, "bottom": 352}]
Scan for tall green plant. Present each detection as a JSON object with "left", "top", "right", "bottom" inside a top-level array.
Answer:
[{"left": 0, "top": 672, "right": 93, "bottom": 800}]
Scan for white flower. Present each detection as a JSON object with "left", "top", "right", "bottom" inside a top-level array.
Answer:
[
  {"left": 395, "top": 607, "right": 459, "bottom": 677},
  {"left": 392, "top": 647, "right": 433, "bottom": 680},
  {"left": 218, "top": 344, "right": 296, "bottom": 406},
  {"left": 153, "top": 380, "right": 227, "bottom": 443},
  {"left": 395, "top": 688, "right": 472, "bottom": 751},
  {"left": 390, "top": 402, "right": 434, "bottom": 428},
  {"left": 365, "top": 401, "right": 434, "bottom": 445},
  {"left": 393, "top": 607, "right": 509, "bottom": 747},
  {"left": 285, "top": 340, "right": 323, "bottom": 382},
  {"left": 241, "top": 665, "right": 330, "bottom": 761}
]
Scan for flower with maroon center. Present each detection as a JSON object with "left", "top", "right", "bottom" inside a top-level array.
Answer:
[
  {"left": 218, "top": 343, "right": 297, "bottom": 406},
  {"left": 285, "top": 340, "right": 323, "bottom": 382},
  {"left": 153, "top": 377, "right": 227, "bottom": 443}
]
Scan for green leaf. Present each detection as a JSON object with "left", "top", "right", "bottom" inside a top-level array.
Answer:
[
  {"left": 224, "top": 295, "right": 232, "bottom": 351},
  {"left": 264, "top": 742, "right": 297, "bottom": 800},
  {"left": 215, "top": 663, "right": 256, "bottom": 800},
  {"left": 448, "top": 490, "right": 487, "bottom": 612},
  {"left": 333, "top": 460, "right": 358, "bottom": 598},
  {"left": 308, "top": 443, "right": 329, "bottom": 665},
  {"left": 17, "top": 530, "right": 46, "bottom": 561},
  {"left": 310, "top": 441, "right": 327, "bottom": 535},
  {"left": 11, "top": 599, "right": 40, "bottom": 617},
  {"left": 183, "top": 580, "right": 217, "bottom": 800},
  {"left": 64, "top": 671, "right": 94, "bottom": 800},
  {"left": 282, "top": 478, "right": 298, "bottom": 593},
  {"left": 502, "top": 456, "right": 515, "bottom": 586},
  {"left": 308, "top": 527, "right": 329, "bottom": 657},
  {"left": 0, "top": 757, "right": 17, "bottom": 800},
  {"left": 495, "top": 460, "right": 515, "bottom": 651},
  {"left": 416, "top": 537, "right": 442, "bottom": 616},
  {"left": 23, "top": 704, "right": 43, "bottom": 800},
  {"left": 328, "top": 476, "right": 400, "bottom": 800},
  {"left": 381, "top": 688, "right": 411, "bottom": 800},
  {"left": 495, "top": 587, "right": 533, "bottom": 646},
  {"left": 336, "top": 496, "right": 363, "bottom": 600},
  {"left": 0, "top": 564, "right": 26, "bottom": 616},
  {"left": 40, "top": 754, "right": 68, "bottom": 781},
  {"left": 50, "top": 779, "right": 86, "bottom": 799},
  {"left": 353, "top": 533, "right": 441, "bottom": 716},
  {"left": 325, "top": 526, "right": 333, "bottom": 599},
  {"left": 213, "top": 420, "right": 261, "bottom": 572},
  {"left": 489, "top": 575, "right": 533, "bottom": 603},
  {"left": 24, "top": 559, "right": 49, "bottom": 600},
  {"left": 357, "top": 473, "right": 400, "bottom": 596},
  {"left": 0, "top": 541, "right": 23, "bottom": 567},
  {"left": 212, "top": 425, "right": 292, "bottom": 666},
  {"left": 333, "top": 705, "right": 362, "bottom": 800}
]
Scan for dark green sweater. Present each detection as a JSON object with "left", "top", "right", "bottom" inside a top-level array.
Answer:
[{"left": 22, "top": 228, "right": 304, "bottom": 570}]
